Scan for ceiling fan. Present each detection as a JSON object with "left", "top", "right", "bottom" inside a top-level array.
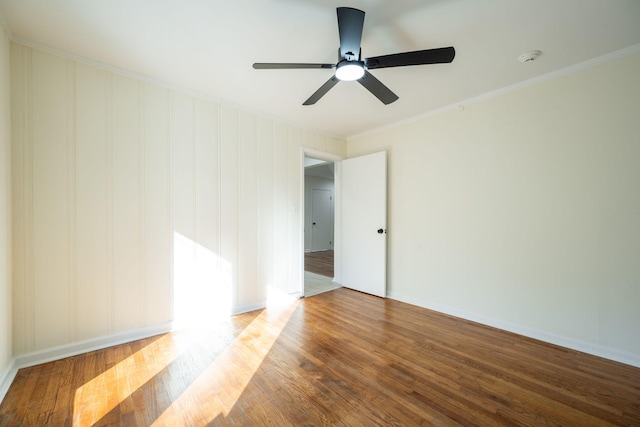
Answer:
[{"left": 253, "top": 7, "right": 455, "bottom": 106}]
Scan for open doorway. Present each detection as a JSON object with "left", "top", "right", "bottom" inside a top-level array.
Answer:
[{"left": 304, "top": 156, "right": 341, "bottom": 297}]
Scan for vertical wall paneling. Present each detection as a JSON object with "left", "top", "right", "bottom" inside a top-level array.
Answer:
[
  {"left": 75, "top": 63, "right": 110, "bottom": 340},
  {"left": 66, "top": 60, "right": 77, "bottom": 342},
  {"left": 10, "top": 43, "right": 346, "bottom": 354},
  {"left": 287, "top": 127, "right": 302, "bottom": 294},
  {"left": 272, "top": 122, "right": 289, "bottom": 294},
  {"left": 24, "top": 47, "right": 34, "bottom": 353},
  {"left": 0, "top": 25, "right": 12, "bottom": 381},
  {"left": 111, "top": 74, "right": 143, "bottom": 332},
  {"left": 219, "top": 105, "right": 240, "bottom": 311},
  {"left": 105, "top": 72, "right": 114, "bottom": 334},
  {"left": 142, "top": 83, "right": 172, "bottom": 325},
  {"left": 238, "top": 111, "right": 259, "bottom": 306},
  {"left": 31, "top": 51, "right": 73, "bottom": 349},
  {"left": 136, "top": 82, "right": 144, "bottom": 328},
  {"left": 195, "top": 100, "right": 219, "bottom": 258},
  {"left": 170, "top": 91, "right": 195, "bottom": 239},
  {"left": 10, "top": 45, "right": 29, "bottom": 354},
  {"left": 170, "top": 91, "right": 196, "bottom": 324},
  {"left": 257, "top": 117, "right": 275, "bottom": 294},
  {"left": 194, "top": 100, "right": 221, "bottom": 318}
]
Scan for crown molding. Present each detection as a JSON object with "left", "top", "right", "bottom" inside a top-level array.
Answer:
[
  {"left": 347, "top": 43, "right": 640, "bottom": 141},
  {"left": 0, "top": 8, "right": 12, "bottom": 40}
]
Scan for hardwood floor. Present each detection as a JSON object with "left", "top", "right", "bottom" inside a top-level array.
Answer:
[
  {"left": 1, "top": 288, "right": 639, "bottom": 426},
  {"left": 304, "top": 250, "right": 334, "bottom": 278}
]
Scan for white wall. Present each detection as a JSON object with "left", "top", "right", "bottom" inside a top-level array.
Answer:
[
  {"left": 348, "top": 52, "right": 640, "bottom": 366},
  {"left": 0, "top": 19, "right": 13, "bottom": 393},
  {"left": 10, "top": 44, "right": 345, "bottom": 356},
  {"left": 304, "top": 175, "right": 334, "bottom": 252}
]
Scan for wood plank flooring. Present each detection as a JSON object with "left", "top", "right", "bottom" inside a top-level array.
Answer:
[
  {"left": 1, "top": 288, "right": 639, "bottom": 426},
  {"left": 304, "top": 250, "right": 334, "bottom": 278}
]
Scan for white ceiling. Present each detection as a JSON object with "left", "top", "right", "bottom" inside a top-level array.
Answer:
[{"left": 1, "top": 0, "right": 640, "bottom": 139}]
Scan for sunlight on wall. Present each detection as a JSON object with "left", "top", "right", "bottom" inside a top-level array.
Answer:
[
  {"left": 151, "top": 298, "right": 300, "bottom": 425},
  {"left": 173, "top": 232, "right": 232, "bottom": 329}
]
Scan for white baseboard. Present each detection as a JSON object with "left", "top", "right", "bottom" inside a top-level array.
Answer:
[
  {"left": 1, "top": 322, "right": 173, "bottom": 404},
  {"left": 9, "top": 302, "right": 272, "bottom": 373},
  {"left": 232, "top": 300, "right": 266, "bottom": 316},
  {"left": 0, "top": 358, "right": 18, "bottom": 404},
  {"left": 14, "top": 322, "right": 173, "bottom": 371},
  {"left": 1, "top": 302, "right": 271, "bottom": 403},
  {"left": 387, "top": 292, "right": 640, "bottom": 369}
]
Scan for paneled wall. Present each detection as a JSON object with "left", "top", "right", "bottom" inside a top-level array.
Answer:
[
  {"left": 0, "top": 24, "right": 12, "bottom": 385},
  {"left": 11, "top": 44, "right": 345, "bottom": 355}
]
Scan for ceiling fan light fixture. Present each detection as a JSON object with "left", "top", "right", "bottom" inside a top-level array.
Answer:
[{"left": 335, "top": 61, "right": 365, "bottom": 81}]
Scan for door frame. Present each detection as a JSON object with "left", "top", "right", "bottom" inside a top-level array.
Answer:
[{"left": 299, "top": 148, "right": 344, "bottom": 296}]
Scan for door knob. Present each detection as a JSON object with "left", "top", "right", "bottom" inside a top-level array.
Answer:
[{"left": 377, "top": 228, "right": 384, "bottom": 234}]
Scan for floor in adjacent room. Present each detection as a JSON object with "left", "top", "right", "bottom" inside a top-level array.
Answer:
[{"left": 304, "top": 250, "right": 339, "bottom": 297}]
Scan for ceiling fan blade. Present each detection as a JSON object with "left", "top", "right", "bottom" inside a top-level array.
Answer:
[
  {"left": 253, "top": 63, "right": 335, "bottom": 69},
  {"left": 365, "top": 47, "right": 455, "bottom": 69},
  {"left": 303, "top": 76, "right": 340, "bottom": 105},
  {"left": 337, "top": 7, "right": 365, "bottom": 61},
  {"left": 357, "top": 71, "right": 398, "bottom": 105}
]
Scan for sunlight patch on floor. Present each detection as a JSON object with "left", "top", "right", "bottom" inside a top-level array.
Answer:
[
  {"left": 72, "top": 334, "right": 183, "bottom": 426},
  {"left": 151, "top": 296, "right": 300, "bottom": 425},
  {"left": 73, "top": 232, "right": 297, "bottom": 425}
]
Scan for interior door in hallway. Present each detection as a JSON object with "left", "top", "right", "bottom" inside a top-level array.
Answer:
[
  {"left": 341, "top": 151, "right": 387, "bottom": 298},
  {"left": 311, "top": 188, "right": 333, "bottom": 252}
]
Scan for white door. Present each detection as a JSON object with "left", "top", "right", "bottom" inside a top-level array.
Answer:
[
  {"left": 341, "top": 151, "right": 387, "bottom": 297},
  {"left": 311, "top": 189, "right": 333, "bottom": 252}
]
